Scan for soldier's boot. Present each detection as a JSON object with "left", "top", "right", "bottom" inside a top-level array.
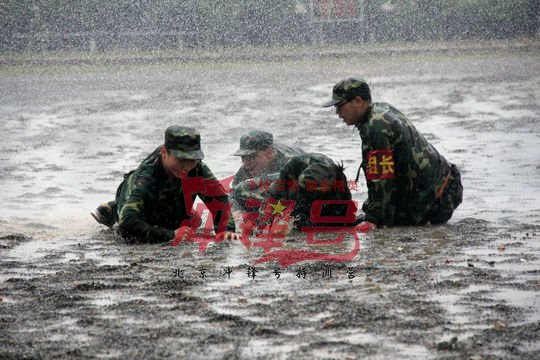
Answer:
[{"left": 91, "top": 202, "right": 116, "bottom": 228}]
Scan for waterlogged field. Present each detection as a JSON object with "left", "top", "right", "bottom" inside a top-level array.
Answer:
[{"left": 1, "top": 43, "right": 540, "bottom": 359}]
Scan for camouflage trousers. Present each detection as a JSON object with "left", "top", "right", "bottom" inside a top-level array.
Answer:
[
  {"left": 109, "top": 169, "right": 135, "bottom": 224},
  {"left": 424, "top": 164, "right": 463, "bottom": 225}
]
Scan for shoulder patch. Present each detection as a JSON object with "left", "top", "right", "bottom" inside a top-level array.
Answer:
[
  {"left": 135, "top": 176, "right": 153, "bottom": 187},
  {"left": 366, "top": 150, "right": 396, "bottom": 180}
]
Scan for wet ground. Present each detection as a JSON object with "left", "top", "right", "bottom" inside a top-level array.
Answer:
[{"left": 1, "top": 41, "right": 539, "bottom": 359}]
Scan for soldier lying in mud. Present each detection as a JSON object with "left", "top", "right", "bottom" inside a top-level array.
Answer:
[
  {"left": 231, "top": 129, "right": 304, "bottom": 189},
  {"left": 233, "top": 152, "right": 359, "bottom": 235},
  {"left": 91, "top": 126, "right": 239, "bottom": 243}
]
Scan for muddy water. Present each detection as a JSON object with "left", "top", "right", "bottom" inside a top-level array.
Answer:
[{"left": 1, "top": 45, "right": 539, "bottom": 359}]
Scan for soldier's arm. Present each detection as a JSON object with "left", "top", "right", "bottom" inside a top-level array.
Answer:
[
  {"left": 362, "top": 127, "right": 398, "bottom": 226},
  {"left": 232, "top": 166, "right": 248, "bottom": 188},
  {"left": 197, "top": 164, "right": 236, "bottom": 233},
  {"left": 118, "top": 181, "right": 175, "bottom": 243},
  {"left": 230, "top": 167, "right": 247, "bottom": 213}
]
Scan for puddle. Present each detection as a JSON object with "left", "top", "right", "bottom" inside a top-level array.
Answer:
[
  {"left": 432, "top": 283, "right": 540, "bottom": 328},
  {"left": 85, "top": 292, "right": 162, "bottom": 307},
  {"left": 241, "top": 339, "right": 303, "bottom": 358},
  {"left": 8, "top": 238, "right": 71, "bottom": 262},
  {"left": 61, "top": 252, "right": 80, "bottom": 263},
  {"left": 0, "top": 267, "right": 57, "bottom": 282},
  {"left": 83, "top": 250, "right": 127, "bottom": 267},
  {"left": 493, "top": 288, "right": 540, "bottom": 316}
]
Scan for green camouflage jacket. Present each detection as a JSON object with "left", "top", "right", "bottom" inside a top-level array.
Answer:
[
  {"left": 116, "top": 147, "right": 234, "bottom": 243},
  {"left": 356, "top": 102, "right": 452, "bottom": 226},
  {"left": 270, "top": 153, "right": 354, "bottom": 227}
]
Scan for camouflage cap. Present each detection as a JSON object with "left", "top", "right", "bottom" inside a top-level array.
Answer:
[
  {"left": 298, "top": 163, "right": 337, "bottom": 192},
  {"left": 233, "top": 130, "right": 273, "bottom": 156},
  {"left": 164, "top": 125, "right": 205, "bottom": 160},
  {"left": 322, "top": 77, "right": 371, "bottom": 107}
]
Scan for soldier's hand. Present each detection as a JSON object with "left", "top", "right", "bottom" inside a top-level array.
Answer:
[
  {"left": 172, "top": 226, "right": 193, "bottom": 245},
  {"left": 215, "top": 231, "right": 241, "bottom": 240},
  {"left": 356, "top": 221, "right": 376, "bottom": 233},
  {"left": 239, "top": 220, "right": 255, "bottom": 237},
  {"left": 267, "top": 220, "right": 289, "bottom": 237}
]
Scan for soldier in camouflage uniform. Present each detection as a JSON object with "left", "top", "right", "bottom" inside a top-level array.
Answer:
[
  {"left": 232, "top": 130, "right": 304, "bottom": 187},
  {"left": 91, "top": 126, "right": 238, "bottom": 243},
  {"left": 235, "top": 153, "right": 355, "bottom": 229},
  {"left": 230, "top": 130, "right": 304, "bottom": 216},
  {"left": 323, "top": 77, "right": 463, "bottom": 228}
]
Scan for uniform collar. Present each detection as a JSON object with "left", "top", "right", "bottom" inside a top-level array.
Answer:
[
  {"left": 356, "top": 104, "right": 373, "bottom": 129},
  {"left": 154, "top": 155, "right": 173, "bottom": 184}
]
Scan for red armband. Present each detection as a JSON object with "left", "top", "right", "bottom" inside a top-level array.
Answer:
[{"left": 366, "top": 150, "right": 396, "bottom": 180}]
